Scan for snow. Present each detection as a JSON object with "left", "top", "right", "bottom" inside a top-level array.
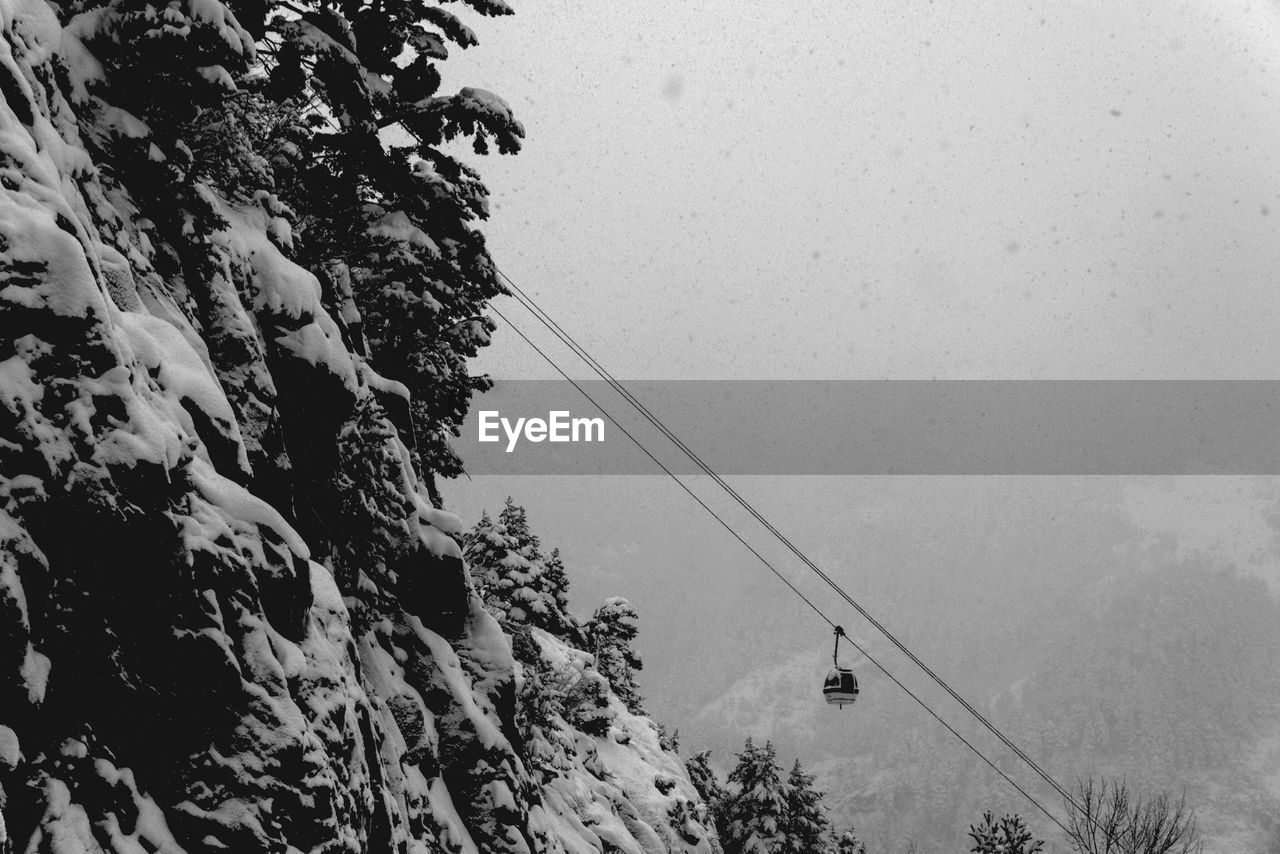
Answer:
[
  {"left": 456, "top": 87, "right": 517, "bottom": 123},
  {"left": 196, "top": 63, "right": 236, "bottom": 90},
  {"left": 0, "top": 724, "right": 20, "bottom": 767},
  {"left": 91, "top": 760, "right": 190, "bottom": 853},
  {"left": 0, "top": 0, "right": 58, "bottom": 43},
  {"left": 90, "top": 379, "right": 189, "bottom": 471},
  {"left": 531, "top": 795, "right": 601, "bottom": 854},
  {"left": 308, "top": 560, "right": 348, "bottom": 618},
  {"left": 420, "top": 522, "right": 462, "bottom": 561},
  {"left": 21, "top": 646, "right": 49, "bottom": 703},
  {"left": 0, "top": 536, "right": 28, "bottom": 638},
  {"left": 366, "top": 208, "right": 441, "bottom": 258},
  {"left": 360, "top": 361, "right": 410, "bottom": 405},
  {"left": 420, "top": 504, "right": 465, "bottom": 536},
  {"left": 217, "top": 203, "right": 320, "bottom": 320},
  {"left": 0, "top": 353, "right": 70, "bottom": 473},
  {"left": 105, "top": 105, "right": 151, "bottom": 138},
  {"left": 189, "top": 457, "right": 311, "bottom": 560},
  {"left": 114, "top": 308, "right": 250, "bottom": 473},
  {"left": 215, "top": 200, "right": 358, "bottom": 389},
  {"left": 27, "top": 777, "right": 98, "bottom": 854},
  {"left": 408, "top": 612, "right": 509, "bottom": 752},
  {"left": 187, "top": 0, "right": 255, "bottom": 57},
  {"left": 526, "top": 629, "right": 718, "bottom": 854},
  {"left": 426, "top": 776, "right": 481, "bottom": 854},
  {"left": 0, "top": 199, "right": 100, "bottom": 321},
  {"left": 267, "top": 624, "right": 307, "bottom": 679}
]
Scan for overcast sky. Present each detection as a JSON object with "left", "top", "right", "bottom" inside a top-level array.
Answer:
[
  {"left": 436, "top": 6, "right": 1280, "bottom": 811},
  {"left": 442, "top": 0, "right": 1280, "bottom": 381}
]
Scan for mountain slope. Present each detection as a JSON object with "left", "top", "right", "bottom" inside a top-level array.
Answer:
[{"left": 689, "top": 563, "right": 1280, "bottom": 853}]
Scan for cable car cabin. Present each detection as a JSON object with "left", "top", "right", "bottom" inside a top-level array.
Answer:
[
  {"left": 823, "top": 667, "right": 859, "bottom": 708},
  {"left": 824, "top": 626, "right": 859, "bottom": 708}
]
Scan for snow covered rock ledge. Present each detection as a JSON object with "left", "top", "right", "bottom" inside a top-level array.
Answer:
[{"left": 0, "top": 0, "right": 716, "bottom": 850}]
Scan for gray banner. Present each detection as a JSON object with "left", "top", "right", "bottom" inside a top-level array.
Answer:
[{"left": 451, "top": 381, "right": 1280, "bottom": 475}]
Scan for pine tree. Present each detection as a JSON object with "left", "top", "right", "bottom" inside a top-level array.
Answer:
[
  {"left": 541, "top": 547, "right": 578, "bottom": 638},
  {"left": 586, "top": 597, "right": 644, "bottom": 713},
  {"left": 721, "top": 738, "right": 790, "bottom": 854},
  {"left": 492, "top": 498, "right": 555, "bottom": 624},
  {"left": 968, "top": 810, "right": 1044, "bottom": 854},
  {"left": 463, "top": 500, "right": 585, "bottom": 642},
  {"left": 782, "top": 759, "right": 829, "bottom": 853},
  {"left": 258, "top": 0, "right": 525, "bottom": 484},
  {"left": 829, "top": 828, "right": 867, "bottom": 854},
  {"left": 686, "top": 750, "right": 727, "bottom": 820},
  {"left": 68, "top": 0, "right": 522, "bottom": 500},
  {"left": 498, "top": 496, "right": 541, "bottom": 559},
  {"left": 462, "top": 511, "right": 539, "bottom": 624},
  {"left": 466, "top": 498, "right": 581, "bottom": 639},
  {"left": 561, "top": 670, "right": 614, "bottom": 736},
  {"left": 686, "top": 750, "right": 728, "bottom": 851}
]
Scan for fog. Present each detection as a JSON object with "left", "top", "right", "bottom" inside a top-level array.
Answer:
[
  {"left": 442, "top": 475, "right": 1280, "bottom": 711},
  {"left": 443, "top": 475, "right": 1280, "bottom": 849},
  {"left": 435, "top": 0, "right": 1280, "bottom": 849}
]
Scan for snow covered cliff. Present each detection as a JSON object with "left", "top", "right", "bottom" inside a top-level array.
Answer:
[{"left": 0, "top": 0, "right": 716, "bottom": 848}]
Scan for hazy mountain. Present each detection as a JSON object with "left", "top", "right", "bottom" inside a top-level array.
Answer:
[
  {"left": 672, "top": 481, "right": 1280, "bottom": 853},
  {"left": 447, "top": 477, "right": 1280, "bottom": 852}
]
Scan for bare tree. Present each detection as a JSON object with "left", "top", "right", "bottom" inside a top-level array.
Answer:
[{"left": 1064, "top": 778, "right": 1203, "bottom": 854}]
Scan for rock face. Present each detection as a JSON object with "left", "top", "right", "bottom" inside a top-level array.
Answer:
[{"left": 0, "top": 0, "right": 717, "bottom": 850}]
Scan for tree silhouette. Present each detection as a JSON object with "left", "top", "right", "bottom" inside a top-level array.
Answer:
[{"left": 1064, "top": 778, "right": 1203, "bottom": 854}]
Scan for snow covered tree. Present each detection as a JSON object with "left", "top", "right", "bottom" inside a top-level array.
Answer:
[
  {"left": 562, "top": 670, "right": 614, "bottom": 736},
  {"left": 721, "top": 738, "right": 791, "bottom": 854},
  {"left": 541, "top": 547, "right": 579, "bottom": 636},
  {"left": 686, "top": 750, "right": 727, "bottom": 820},
  {"left": 496, "top": 497, "right": 564, "bottom": 632},
  {"left": 586, "top": 597, "right": 644, "bottom": 713},
  {"left": 465, "top": 499, "right": 579, "bottom": 638},
  {"left": 463, "top": 511, "right": 540, "bottom": 625},
  {"left": 54, "top": 0, "right": 522, "bottom": 504},
  {"left": 513, "top": 643, "right": 571, "bottom": 777},
  {"left": 492, "top": 499, "right": 554, "bottom": 624},
  {"left": 254, "top": 0, "right": 525, "bottom": 486},
  {"left": 968, "top": 810, "right": 1044, "bottom": 854},
  {"left": 829, "top": 828, "right": 867, "bottom": 854},
  {"left": 498, "top": 496, "right": 541, "bottom": 559},
  {"left": 531, "top": 545, "right": 583, "bottom": 643},
  {"left": 686, "top": 750, "right": 722, "bottom": 798},
  {"left": 782, "top": 759, "right": 830, "bottom": 853}
]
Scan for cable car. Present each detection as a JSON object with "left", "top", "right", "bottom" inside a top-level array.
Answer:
[{"left": 823, "top": 626, "right": 859, "bottom": 708}]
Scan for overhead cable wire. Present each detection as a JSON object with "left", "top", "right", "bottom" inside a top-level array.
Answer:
[
  {"left": 485, "top": 304, "right": 836, "bottom": 629},
  {"left": 486, "top": 301, "right": 1072, "bottom": 837},
  {"left": 493, "top": 268, "right": 1089, "bottom": 820}
]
